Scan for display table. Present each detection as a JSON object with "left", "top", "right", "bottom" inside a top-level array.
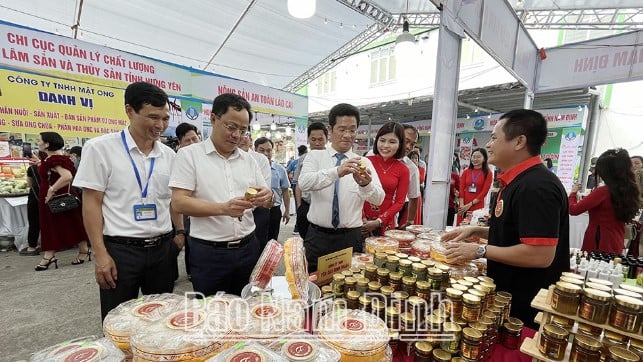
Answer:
[
  {"left": 0, "top": 195, "right": 28, "bottom": 237},
  {"left": 569, "top": 213, "right": 589, "bottom": 250}
]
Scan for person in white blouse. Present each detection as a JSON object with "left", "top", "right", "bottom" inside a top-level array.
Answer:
[
  {"left": 298, "top": 103, "right": 385, "bottom": 273},
  {"left": 169, "top": 93, "right": 273, "bottom": 297}
]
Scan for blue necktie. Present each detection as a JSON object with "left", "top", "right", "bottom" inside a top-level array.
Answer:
[{"left": 332, "top": 153, "right": 346, "bottom": 228}]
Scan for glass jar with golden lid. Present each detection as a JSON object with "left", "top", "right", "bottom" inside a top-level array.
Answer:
[
  {"left": 364, "top": 263, "right": 378, "bottom": 281},
  {"left": 469, "top": 289, "right": 487, "bottom": 309},
  {"left": 432, "top": 348, "right": 452, "bottom": 362},
  {"left": 411, "top": 262, "right": 427, "bottom": 281},
  {"left": 461, "top": 326, "right": 483, "bottom": 359},
  {"left": 613, "top": 288, "right": 643, "bottom": 300},
  {"left": 560, "top": 276, "right": 585, "bottom": 287},
  {"left": 561, "top": 271, "right": 584, "bottom": 280},
  {"left": 457, "top": 279, "right": 474, "bottom": 288},
  {"left": 462, "top": 293, "right": 482, "bottom": 322},
  {"left": 587, "top": 278, "right": 613, "bottom": 288},
  {"left": 464, "top": 276, "right": 480, "bottom": 285},
  {"left": 585, "top": 281, "right": 613, "bottom": 293},
  {"left": 427, "top": 267, "right": 443, "bottom": 291},
  {"left": 440, "top": 322, "right": 462, "bottom": 354},
  {"left": 539, "top": 323, "right": 570, "bottom": 361},
  {"left": 552, "top": 281, "right": 582, "bottom": 315},
  {"left": 367, "top": 280, "right": 381, "bottom": 293},
  {"left": 609, "top": 295, "right": 643, "bottom": 333},
  {"left": 388, "top": 271, "right": 403, "bottom": 291},
  {"left": 414, "top": 341, "right": 433, "bottom": 362},
  {"left": 607, "top": 346, "right": 640, "bottom": 362},
  {"left": 400, "top": 311, "right": 416, "bottom": 334},
  {"left": 579, "top": 287, "right": 612, "bottom": 324},
  {"left": 398, "top": 258, "right": 413, "bottom": 276},
  {"left": 408, "top": 255, "right": 421, "bottom": 264},
  {"left": 577, "top": 322, "right": 603, "bottom": 338},
  {"left": 570, "top": 334, "right": 602, "bottom": 362}
]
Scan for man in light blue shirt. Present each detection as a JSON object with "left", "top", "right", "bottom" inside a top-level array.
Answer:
[{"left": 255, "top": 137, "right": 290, "bottom": 246}]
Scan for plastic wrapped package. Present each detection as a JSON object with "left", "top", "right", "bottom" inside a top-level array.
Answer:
[
  {"left": 284, "top": 237, "right": 308, "bottom": 302},
  {"left": 409, "top": 239, "right": 431, "bottom": 259},
  {"left": 364, "top": 236, "right": 398, "bottom": 255},
  {"left": 317, "top": 309, "right": 390, "bottom": 362},
  {"left": 416, "top": 231, "right": 443, "bottom": 241},
  {"left": 250, "top": 240, "right": 284, "bottom": 289},
  {"left": 30, "top": 336, "right": 125, "bottom": 362},
  {"left": 405, "top": 225, "right": 433, "bottom": 235},
  {"left": 429, "top": 240, "right": 472, "bottom": 265},
  {"left": 268, "top": 331, "right": 341, "bottom": 362},
  {"left": 351, "top": 253, "right": 373, "bottom": 269},
  {"left": 130, "top": 303, "right": 235, "bottom": 362},
  {"left": 103, "top": 293, "right": 183, "bottom": 356},
  {"left": 205, "top": 342, "right": 284, "bottom": 362},
  {"left": 239, "top": 295, "right": 307, "bottom": 344},
  {"left": 448, "top": 262, "right": 480, "bottom": 279},
  {"left": 470, "top": 258, "right": 487, "bottom": 275},
  {"left": 383, "top": 230, "right": 416, "bottom": 249}
]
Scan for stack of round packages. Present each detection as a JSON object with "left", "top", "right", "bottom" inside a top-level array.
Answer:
[
  {"left": 284, "top": 237, "right": 309, "bottom": 302},
  {"left": 249, "top": 240, "right": 284, "bottom": 289},
  {"left": 269, "top": 331, "right": 341, "bottom": 361},
  {"left": 240, "top": 295, "right": 307, "bottom": 345},
  {"left": 383, "top": 230, "right": 416, "bottom": 251},
  {"left": 405, "top": 224, "right": 433, "bottom": 235},
  {"left": 130, "top": 302, "right": 235, "bottom": 361},
  {"left": 103, "top": 293, "right": 182, "bottom": 357},
  {"left": 317, "top": 309, "right": 391, "bottom": 362},
  {"left": 416, "top": 231, "right": 442, "bottom": 241},
  {"left": 30, "top": 336, "right": 125, "bottom": 362},
  {"left": 205, "top": 342, "right": 283, "bottom": 361},
  {"left": 364, "top": 236, "right": 398, "bottom": 255}
]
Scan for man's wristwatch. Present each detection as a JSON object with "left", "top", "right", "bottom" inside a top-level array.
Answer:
[
  {"left": 175, "top": 229, "right": 186, "bottom": 236},
  {"left": 476, "top": 245, "right": 487, "bottom": 258}
]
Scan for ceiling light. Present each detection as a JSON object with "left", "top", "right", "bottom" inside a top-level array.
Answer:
[
  {"left": 270, "top": 122, "right": 276, "bottom": 131},
  {"left": 395, "top": 20, "right": 416, "bottom": 57},
  {"left": 252, "top": 121, "right": 261, "bottom": 131},
  {"left": 275, "top": 131, "right": 282, "bottom": 140},
  {"left": 487, "top": 114, "right": 491, "bottom": 119},
  {"left": 474, "top": 108, "right": 479, "bottom": 113},
  {"left": 466, "top": 114, "right": 470, "bottom": 119},
  {"left": 287, "top": 0, "right": 316, "bottom": 19},
  {"left": 577, "top": 105, "right": 583, "bottom": 112},
  {"left": 285, "top": 127, "right": 292, "bottom": 136},
  {"left": 265, "top": 131, "right": 271, "bottom": 138}
]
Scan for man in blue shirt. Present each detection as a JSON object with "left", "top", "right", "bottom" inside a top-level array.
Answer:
[{"left": 255, "top": 137, "right": 290, "bottom": 246}]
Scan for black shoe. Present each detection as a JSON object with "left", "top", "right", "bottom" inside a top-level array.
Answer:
[
  {"left": 19, "top": 248, "right": 40, "bottom": 256},
  {"left": 35, "top": 256, "right": 58, "bottom": 271},
  {"left": 71, "top": 250, "right": 92, "bottom": 265}
]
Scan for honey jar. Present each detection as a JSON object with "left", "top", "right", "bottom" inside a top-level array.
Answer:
[
  {"left": 398, "top": 259, "right": 413, "bottom": 276},
  {"left": 579, "top": 288, "right": 612, "bottom": 324},
  {"left": 608, "top": 295, "right": 643, "bottom": 333},
  {"left": 411, "top": 262, "right": 427, "bottom": 281},
  {"left": 445, "top": 288, "right": 463, "bottom": 318},
  {"left": 440, "top": 322, "right": 462, "bottom": 354},
  {"left": 376, "top": 267, "right": 390, "bottom": 286},
  {"left": 570, "top": 334, "right": 602, "bottom": 362},
  {"left": 606, "top": 346, "right": 640, "bottom": 362},
  {"left": 413, "top": 341, "right": 433, "bottom": 362},
  {"left": 462, "top": 293, "right": 482, "bottom": 322},
  {"left": 500, "top": 322, "right": 522, "bottom": 350},
  {"left": 402, "top": 275, "right": 417, "bottom": 296},
  {"left": 345, "top": 277, "right": 357, "bottom": 293},
  {"left": 388, "top": 271, "right": 403, "bottom": 291},
  {"left": 460, "top": 326, "right": 483, "bottom": 359},
  {"left": 386, "top": 255, "right": 400, "bottom": 273},
  {"left": 538, "top": 323, "right": 569, "bottom": 361},
  {"left": 428, "top": 267, "right": 443, "bottom": 291},
  {"left": 416, "top": 280, "right": 431, "bottom": 303},
  {"left": 432, "top": 348, "right": 452, "bottom": 362},
  {"left": 552, "top": 281, "right": 582, "bottom": 315},
  {"left": 426, "top": 314, "right": 444, "bottom": 346},
  {"left": 367, "top": 280, "right": 382, "bottom": 294}
]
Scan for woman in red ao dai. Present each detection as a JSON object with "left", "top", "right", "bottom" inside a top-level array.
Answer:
[{"left": 363, "top": 122, "right": 410, "bottom": 234}]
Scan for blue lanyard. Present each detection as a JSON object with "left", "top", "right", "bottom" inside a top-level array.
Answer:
[
  {"left": 470, "top": 169, "right": 482, "bottom": 184},
  {"left": 120, "top": 131, "right": 155, "bottom": 199}
]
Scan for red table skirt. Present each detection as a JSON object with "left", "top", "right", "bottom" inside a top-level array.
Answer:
[{"left": 392, "top": 327, "right": 536, "bottom": 362}]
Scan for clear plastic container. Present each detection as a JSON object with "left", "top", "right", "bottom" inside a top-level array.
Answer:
[
  {"left": 410, "top": 239, "right": 431, "bottom": 259},
  {"left": 405, "top": 224, "right": 433, "bottom": 235},
  {"left": 364, "top": 236, "right": 399, "bottom": 255},
  {"left": 269, "top": 331, "right": 341, "bottom": 362},
  {"left": 284, "top": 237, "right": 309, "bottom": 302},
  {"left": 384, "top": 230, "right": 416, "bottom": 249},
  {"left": 205, "top": 341, "right": 284, "bottom": 361}
]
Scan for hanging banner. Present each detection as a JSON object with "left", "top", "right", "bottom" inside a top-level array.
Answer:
[
  {"left": 537, "top": 30, "right": 643, "bottom": 92},
  {"left": 459, "top": 132, "right": 475, "bottom": 169},
  {"left": 0, "top": 68, "right": 127, "bottom": 137},
  {"left": 557, "top": 126, "right": 583, "bottom": 190}
]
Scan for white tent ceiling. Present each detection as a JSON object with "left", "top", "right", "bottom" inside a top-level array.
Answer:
[{"left": 0, "top": 0, "right": 641, "bottom": 90}]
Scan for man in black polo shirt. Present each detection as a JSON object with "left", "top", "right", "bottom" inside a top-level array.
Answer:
[{"left": 443, "top": 109, "right": 569, "bottom": 329}]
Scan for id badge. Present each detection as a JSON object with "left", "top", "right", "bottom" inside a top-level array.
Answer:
[
  {"left": 468, "top": 184, "right": 477, "bottom": 193},
  {"left": 133, "top": 204, "right": 158, "bottom": 221}
]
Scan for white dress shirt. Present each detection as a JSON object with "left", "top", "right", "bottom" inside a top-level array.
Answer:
[
  {"left": 299, "top": 147, "right": 385, "bottom": 228},
  {"left": 169, "top": 139, "right": 268, "bottom": 241},
  {"left": 247, "top": 149, "right": 271, "bottom": 186},
  {"left": 73, "top": 128, "right": 175, "bottom": 237},
  {"left": 402, "top": 156, "right": 421, "bottom": 199}
]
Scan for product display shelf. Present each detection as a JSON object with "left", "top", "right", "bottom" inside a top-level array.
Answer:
[{"left": 520, "top": 287, "right": 643, "bottom": 362}]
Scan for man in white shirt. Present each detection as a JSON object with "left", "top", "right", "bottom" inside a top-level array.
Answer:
[
  {"left": 255, "top": 137, "right": 290, "bottom": 246},
  {"left": 74, "top": 82, "right": 185, "bottom": 321},
  {"left": 299, "top": 103, "right": 385, "bottom": 272},
  {"left": 238, "top": 132, "right": 271, "bottom": 248},
  {"left": 169, "top": 93, "right": 273, "bottom": 296},
  {"left": 399, "top": 124, "right": 421, "bottom": 227},
  {"left": 294, "top": 122, "right": 328, "bottom": 238}
]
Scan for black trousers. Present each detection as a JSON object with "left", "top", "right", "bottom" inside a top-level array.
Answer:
[
  {"left": 304, "top": 225, "right": 362, "bottom": 273},
  {"left": 100, "top": 236, "right": 174, "bottom": 321},
  {"left": 295, "top": 201, "right": 311, "bottom": 239},
  {"left": 26, "top": 196, "right": 39, "bottom": 248},
  {"left": 253, "top": 207, "right": 270, "bottom": 250},
  {"left": 268, "top": 206, "right": 282, "bottom": 243},
  {"left": 189, "top": 235, "right": 260, "bottom": 297}
]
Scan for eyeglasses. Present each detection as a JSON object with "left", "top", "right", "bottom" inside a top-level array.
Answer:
[{"left": 222, "top": 122, "right": 250, "bottom": 137}]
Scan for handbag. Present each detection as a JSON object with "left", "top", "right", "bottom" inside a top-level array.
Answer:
[{"left": 47, "top": 184, "right": 80, "bottom": 214}]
